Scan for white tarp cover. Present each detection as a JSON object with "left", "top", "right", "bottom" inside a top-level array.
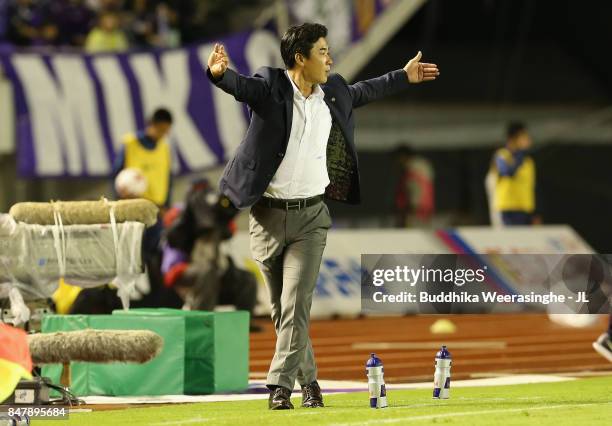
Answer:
[{"left": 0, "top": 214, "right": 144, "bottom": 323}]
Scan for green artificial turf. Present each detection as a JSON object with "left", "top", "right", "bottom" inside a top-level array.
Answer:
[{"left": 43, "top": 376, "right": 612, "bottom": 426}]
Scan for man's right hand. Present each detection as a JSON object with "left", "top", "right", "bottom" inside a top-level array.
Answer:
[{"left": 208, "top": 43, "right": 229, "bottom": 79}]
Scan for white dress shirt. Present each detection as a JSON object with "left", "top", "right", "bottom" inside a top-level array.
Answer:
[{"left": 264, "top": 72, "right": 332, "bottom": 199}]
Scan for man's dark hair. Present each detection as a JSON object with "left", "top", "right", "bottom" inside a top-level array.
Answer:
[
  {"left": 507, "top": 121, "right": 526, "bottom": 139},
  {"left": 150, "top": 108, "right": 173, "bottom": 124},
  {"left": 280, "top": 23, "right": 328, "bottom": 69},
  {"left": 393, "top": 144, "right": 415, "bottom": 158}
]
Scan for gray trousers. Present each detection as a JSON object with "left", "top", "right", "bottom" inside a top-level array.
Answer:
[{"left": 249, "top": 201, "right": 331, "bottom": 390}]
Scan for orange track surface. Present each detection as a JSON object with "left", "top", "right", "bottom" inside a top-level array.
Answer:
[{"left": 250, "top": 314, "right": 612, "bottom": 383}]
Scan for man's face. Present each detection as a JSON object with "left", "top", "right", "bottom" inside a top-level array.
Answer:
[
  {"left": 300, "top": 37, "right": 332, "bottom": 84},
  {"left": 515, "top": 131, "right": 532, "bottom": 150},
  {"left": 508, "top": 130, "right": 531, "bottom": 150},
  {"left": 100, "top": 14, "right": 118, "bottom": 32},
  {"left": 148, "top": 122, "right": 172, "bottom": 141}
]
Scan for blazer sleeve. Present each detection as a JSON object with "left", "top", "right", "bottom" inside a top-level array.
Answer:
[
  {"left": 347, "top": 69, "right": 410, "bottom": 108},
  {"left": 207, "top": 67, "right": 270, "bottom": 106}
]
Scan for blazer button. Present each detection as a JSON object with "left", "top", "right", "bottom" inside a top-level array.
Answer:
[{"left": 278, "top": 152, "right": 284, "bottom": 158}]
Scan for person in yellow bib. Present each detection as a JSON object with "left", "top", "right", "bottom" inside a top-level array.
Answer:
[
  {"left": 112, "top": 107, "right": 173, "bottom": 285},
  {"left": 85, "top": 11, "right": 129, "bottom": 53},
  {"left": 113, "top": 108, "right": 173, "bottom": 209},
  {"left": 493, "top": 122, "right": 538, "bottom": 226}
]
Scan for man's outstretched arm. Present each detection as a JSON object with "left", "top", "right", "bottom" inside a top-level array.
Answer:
[
  {"left": 348, "top": 51, "right": 439, "bottom": 108},
  {"left": 206, "top": 43, "right": 270, "bottom": 105}
]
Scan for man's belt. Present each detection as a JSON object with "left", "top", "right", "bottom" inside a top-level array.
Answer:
[{"left": 257, "top": 195, "right": 323, "bottom": 211}]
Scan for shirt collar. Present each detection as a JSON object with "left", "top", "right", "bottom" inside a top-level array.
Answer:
[
  {"left": 285, "top": 70, "right": 325, "bottom": 100},
  {"left": 137, "top": 130, "right": 158, "bottom": 149}
]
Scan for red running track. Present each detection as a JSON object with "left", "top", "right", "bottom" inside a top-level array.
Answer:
[{"left": 250, "top": 314, "right": 612, "bottom": 383}]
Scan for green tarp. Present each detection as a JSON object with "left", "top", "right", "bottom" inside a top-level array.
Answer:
[{"left": 41, "top": 309, "right": 249, "bottom": 396}]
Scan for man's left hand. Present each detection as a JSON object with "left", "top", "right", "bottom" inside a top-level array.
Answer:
[{"left": 404, "top": 51, "right": 439, "bottom": 83}]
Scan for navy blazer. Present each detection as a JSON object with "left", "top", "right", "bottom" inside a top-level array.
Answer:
[{"left": 207, "top": 66, "right": 410, "bottom": 209}]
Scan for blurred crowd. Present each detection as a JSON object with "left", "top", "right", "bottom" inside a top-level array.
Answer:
[{"left": 0, "top": 0, "right": 251, "bottom": 52}]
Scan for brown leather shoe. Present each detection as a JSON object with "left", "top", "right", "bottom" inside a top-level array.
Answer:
[
  {"left": 301, "top": 381, "right": 324, "bottom": 408},
  {"left": 268, "top": 386, "right": 294, "bottom": 410}
]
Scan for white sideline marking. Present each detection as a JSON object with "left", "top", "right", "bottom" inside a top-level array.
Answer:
[
  {"left": 151, "top": 417, "right": 213, "bottom": 425},
  {"left": 80, "top": 375, "right": 577, "bottom": 405},
  {"left": 331, "top": 402, "right": 612, "bottom": 425},
  {"left": 352, "top": 341, "right": 507, "bottom": 350},
  {"left": 151, "top": 411, "right": 325, "bottom": 426},
  {"left": 386, "top": 374, "right": 574, "bottom": 390}
]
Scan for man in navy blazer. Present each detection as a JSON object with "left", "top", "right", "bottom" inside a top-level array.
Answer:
[{"left": 207, "top": 23, "right": 439, "bottom": 410}]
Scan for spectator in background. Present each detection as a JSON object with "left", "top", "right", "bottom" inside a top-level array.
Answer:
[
  {"left": 125, "top": 0, "right": 155, "bottom": 47},
  {"left": 493, "top": 122, "right": 539, "bottom": 226},
  {"left": 6, "top": 0, "right": 43, "bottom": 46},
  {"left": 46, "top": 0, "right": 95, "bottom": 47},
  {"left": 393, "top": 144, "right": 435, "bottom": 227},
  {"left": 152, "top": 1, "right": 180, "bottom": 48},
  {"left": 36, "top": 16, "right": 59, "bottom": 46},
  {"left": 126, "top": 0, "right": 180, "bottom": 48},
  {"left": 84, "top": 10, "right": 128, "bottom": 52}
]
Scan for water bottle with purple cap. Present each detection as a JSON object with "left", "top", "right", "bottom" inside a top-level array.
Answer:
[
  {"left": 433, "top": 345, "right": 452, "bottom": 399},
  {"left": 366, "top": 353, "right": 388, "bottom": 408}
]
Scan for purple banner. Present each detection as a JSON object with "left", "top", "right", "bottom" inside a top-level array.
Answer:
[{"left": 0, "top": 30, "right": 283, "bottom": 177}]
